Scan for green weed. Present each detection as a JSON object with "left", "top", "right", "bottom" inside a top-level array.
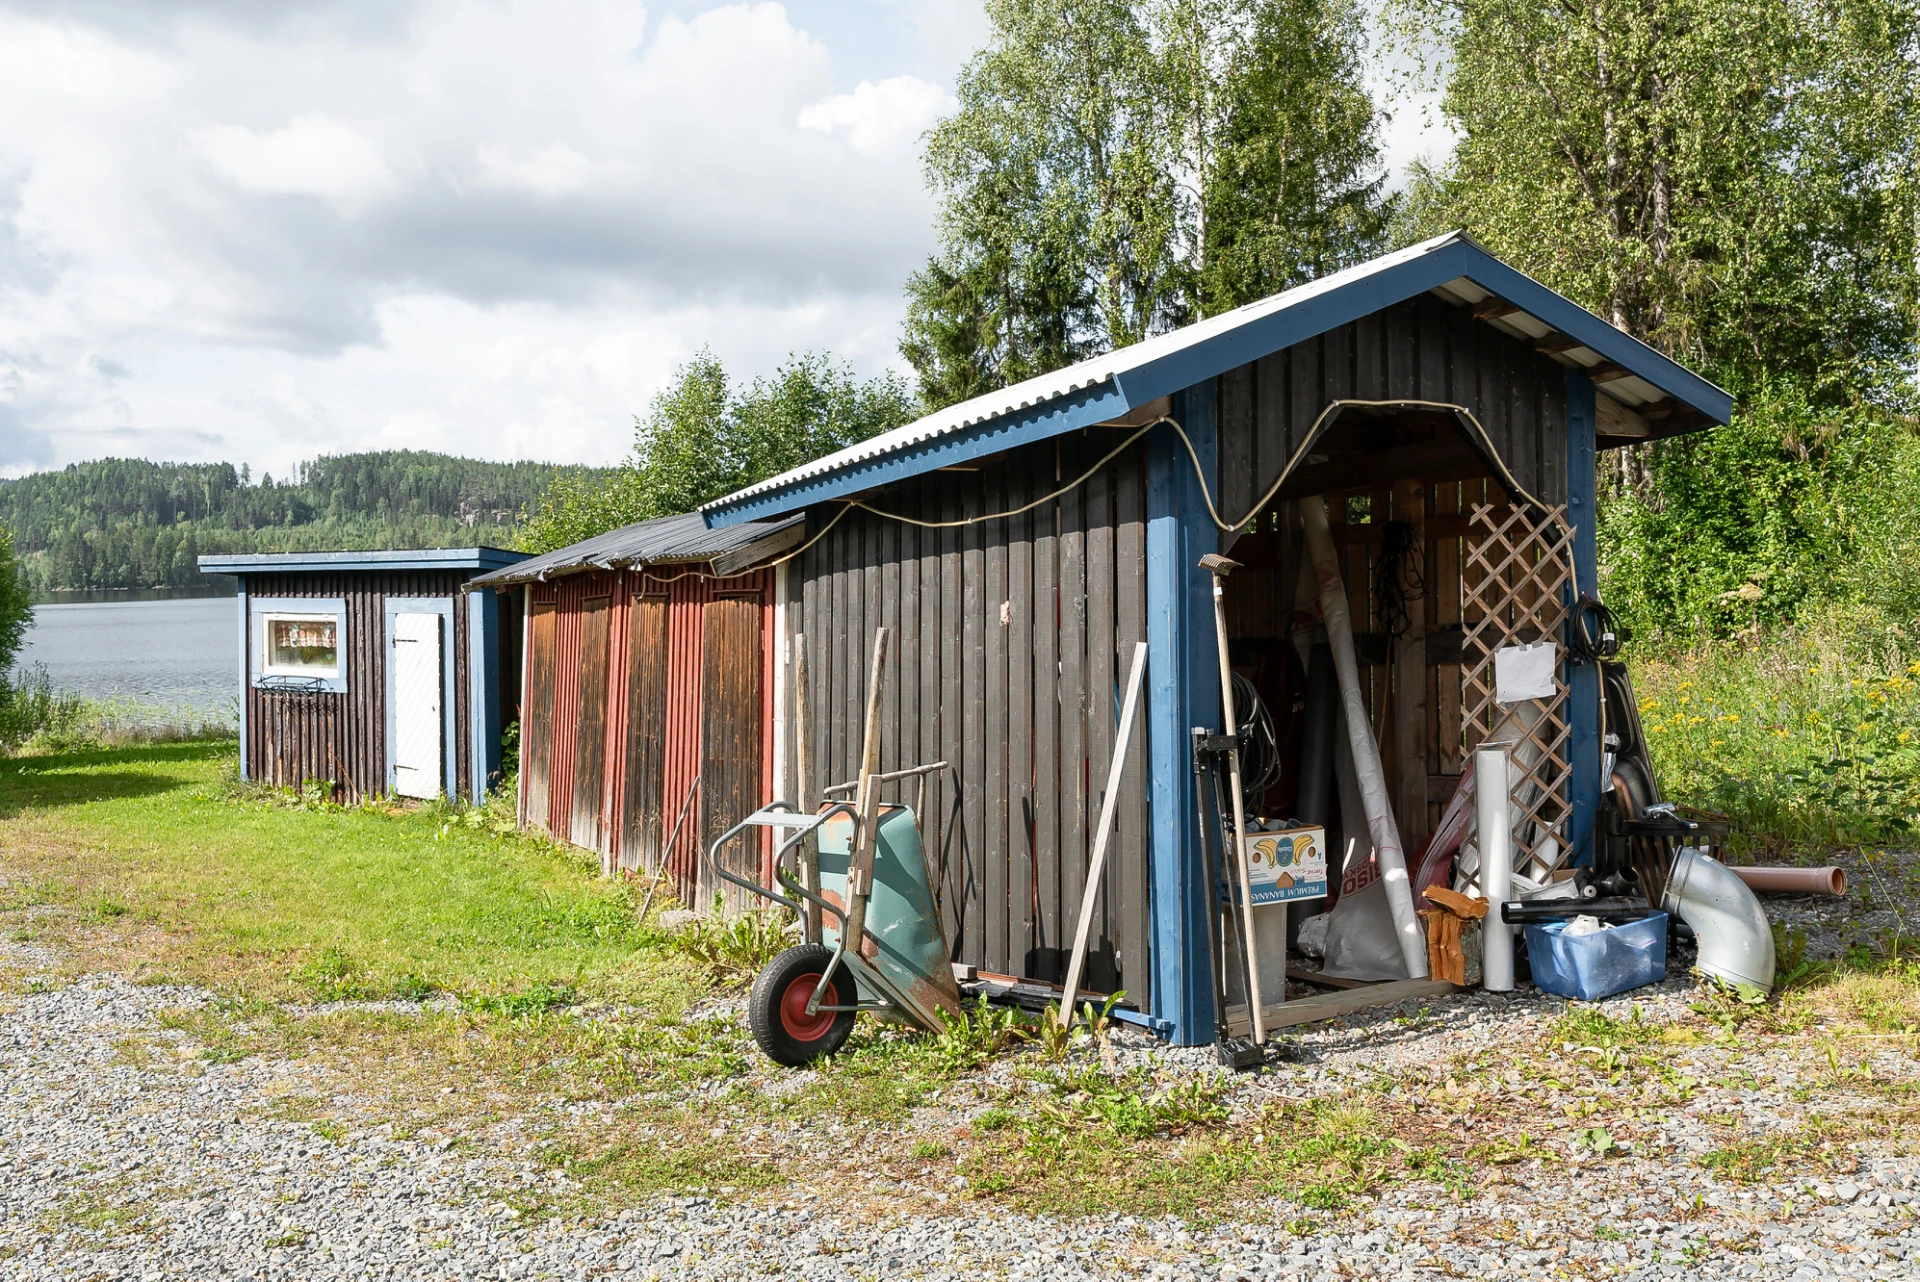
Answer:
[
  {"left": 667, "top": 911, "right": 792, "bottom": 978},
  {"left": 933, "top": 1000, "right": 1033, "bottom": 1074}
]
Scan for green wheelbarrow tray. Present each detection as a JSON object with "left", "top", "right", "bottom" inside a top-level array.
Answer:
[
  {"left": 707, "top": 800, "right": 963, "bottom": 1042},
  {"left": 811, "top": 805, "right": 964, "bottom": 1030}
]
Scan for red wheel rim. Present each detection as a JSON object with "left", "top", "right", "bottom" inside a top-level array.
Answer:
[{"left": 779, "top": 973, "right": 840, "bottom": 1042}]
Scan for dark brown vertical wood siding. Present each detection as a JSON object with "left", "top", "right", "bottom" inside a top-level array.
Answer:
[{"left": 791, "top": 436, "right": 1152, "bottom": 1001}]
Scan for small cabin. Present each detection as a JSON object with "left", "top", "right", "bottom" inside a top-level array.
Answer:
[
  {"left": 465, "top": 512, "right": 804, "bottom": 902},
  {"left": 199, "top": 548, "right": 529, "bottom": 802}
]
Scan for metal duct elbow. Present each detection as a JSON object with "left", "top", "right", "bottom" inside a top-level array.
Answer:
[{"left": 1663, "top": 847, "right": 1776, "bottom": 992}]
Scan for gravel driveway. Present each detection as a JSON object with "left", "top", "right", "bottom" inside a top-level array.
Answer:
[{"left": 5, "top": 852, "right": 1919, "bottom": 1281}]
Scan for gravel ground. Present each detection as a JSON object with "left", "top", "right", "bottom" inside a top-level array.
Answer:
[{"left": 5, "top": 852, "right": 1920, "bottom": 1281}]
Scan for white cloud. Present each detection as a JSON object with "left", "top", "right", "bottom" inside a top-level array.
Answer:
[
  {"left": 201, "top": 115, "right": 398, "bottom": 209},
  {"left": 0, "top": 0, "right": 952, "bottom": 472},
  {"left": 799, "top": 75, "right": 952, "bottom": 156}
]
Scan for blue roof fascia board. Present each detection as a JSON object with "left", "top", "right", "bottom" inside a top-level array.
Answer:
[
  {"left": 704, "top": 378, "right": 1131, "bottom": 528},
  {"left": 1457, "top": 250, "right": 1733, "bottom": 424},
  {"left": 199, "top": 548, "right": 529, "bottom": 575}
]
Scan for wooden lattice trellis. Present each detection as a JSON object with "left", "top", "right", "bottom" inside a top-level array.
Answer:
[{"left": 1458, "top": 503, "right": 1575, "bottom": 889}]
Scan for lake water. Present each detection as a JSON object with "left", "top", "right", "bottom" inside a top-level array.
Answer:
[{"left": 20, "top": 596, "right": 239, "bottom": 717}]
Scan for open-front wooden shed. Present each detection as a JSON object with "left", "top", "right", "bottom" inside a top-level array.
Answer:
[
  {"left": 466, "top": 512, "right": 805, "bottom": 904},
  {"left": 697, "top": 231, "right": 1733, "bottom": 1044}
]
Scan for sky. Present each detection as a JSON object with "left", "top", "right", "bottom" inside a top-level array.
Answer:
[{"left": 0, "top": 1, "right": 1451, "bottom": 479}]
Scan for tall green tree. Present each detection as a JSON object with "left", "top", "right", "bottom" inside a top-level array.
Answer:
[
  {"left": 520, "top": 352, "right": 917, "bottom": 553},
  {"left": 904, "top": 0, "right": 1392, "bottom": 408},
  {"left": 1389, "top": 0, "right": 1920, "bottom": 403},
  {"left": 0, "top": 526, "right": 30, "bottom": 675}
]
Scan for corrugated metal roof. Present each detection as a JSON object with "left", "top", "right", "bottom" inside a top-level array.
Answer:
[
  {"left": 465, "top": 511, "right": 804, "bottom": 588},
  {"left": 701, "top": 230, "right": 1733, "bottom": 526}
]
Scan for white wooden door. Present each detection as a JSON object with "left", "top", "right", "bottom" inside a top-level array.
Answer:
[{"left": 391, "top": 611, "right": 443, "bottom": 799}]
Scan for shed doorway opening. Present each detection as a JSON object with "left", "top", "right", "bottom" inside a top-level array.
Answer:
[
  {"left": 1212, "top": 404, "right": 1576, "bottom": 919},
  {"left": 391, "top": 610, "right": 445, "bottom": 799}
]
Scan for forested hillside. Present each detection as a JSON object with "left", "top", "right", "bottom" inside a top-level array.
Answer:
[{"left": 0, "top": 452, "right": 605, "bottom": 592}]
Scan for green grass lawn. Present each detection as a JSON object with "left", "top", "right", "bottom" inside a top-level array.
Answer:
[
  {"left": 6, "top": 739, "right": 1920, "bottom": 1222},
  {"left": 0, "top": 740, "right": 672, "bottom": 1004}
]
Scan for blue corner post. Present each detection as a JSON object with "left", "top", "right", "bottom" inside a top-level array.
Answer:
[
  {"left": 235, "top": 579, "right": 249, "bottom": 781},
  {"left": 1565, "top": 370, "right": 1601, "bottom": 864},
  {"left": 1146, "top": 381, "right": 1222, "bottom": 1045},
  {"left": 468, "top": 589, "right": 502, "bottom": 803}
]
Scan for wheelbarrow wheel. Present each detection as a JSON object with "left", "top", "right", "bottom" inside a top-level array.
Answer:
[{"left": 749, "top": 944, "right": 859, "bottom": 1066}]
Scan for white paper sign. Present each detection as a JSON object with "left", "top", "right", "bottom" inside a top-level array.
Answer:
[{"left": 1494, "top": 641, "right": 1558, "bottom": 703}]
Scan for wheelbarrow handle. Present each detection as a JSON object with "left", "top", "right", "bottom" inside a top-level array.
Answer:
[{"left": 706, "top": 800, "right": 856, "bottom": 924}]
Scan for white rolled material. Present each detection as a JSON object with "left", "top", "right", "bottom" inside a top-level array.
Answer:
[
  {"left": 1475, "top": 745, "right": 1515, "bottom": 992},
  {"left": 1297, "top": 498, "right": 1428, "bottom": 978}
]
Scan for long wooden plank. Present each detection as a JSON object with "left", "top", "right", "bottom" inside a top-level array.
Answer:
[
  {"left": 523, "top": 599, "right": 556, "bottom": 835},
  {"left": 1007, "top": 474, "right": 1036, "bottom": 977},
  {"left": 939, "top": 479, "right": 966, "bottom": 947},
  {"left": 916, "top": 478, "right": 947, "bottom": 928},
  {"left": 1056, "top": 445, "right": 1089, "bottom": 985},
  {"left": 1032, "top": 448, "right": 1062, "bottom": 978},
  {"left": 1225, "top": 979, "right": 1459, "bottom": 1037},
  {"left": 1219, "top": 363, "right": 1255, "bottom": 530},
  {"left": 701, "top": 595, "right": 763, "bottom": 913},
  {"left": 984, "top": 467, "right": 1012, "bottom": 976},
  {"left": 1113, "top": 452, "right": 1150, "bottom": 1005},
  {"left": 1390, "top": 482, "right": 1429, "bottom": 857},
  {"left": 572, "top": 594, "right": 612, "bottom": 861},
  {"left": 960, "top": 476, "right": 987, "bottom": 966},
  {"left": 620, "top": 593, "right": 670, "bottom": 873},
  {"left": 1255, "top": 351, "right": 1288, "bottom": 496},
  {"left": 1084, "top": 460, "right": 1118, "bottom": 994}
]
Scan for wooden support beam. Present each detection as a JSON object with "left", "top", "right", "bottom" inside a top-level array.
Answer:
[
  {"left": 1473, "top": 300, "right": 1523, "bottom": 321},
  {"left": 1095, "top": 396, "right": 1173, "bottom": 428},
  {"left": 1533, "top": 335, "right": 1585, "bottom": 356},
  {"left": 1225, "top": 978, "right": 1459, "bottom": 1036},
  {"left": 1594, "top": 393, "right": 1652, "bottom": 440},
  {"left": 1275, "top": 438, "right": 1489, "bottom": 502},
  {"left": 1391, "top": 478, "right": 1430, "bottom": 858},
  {"left": 1585, "top": 362, "right": 1637, "bottom": 384}
]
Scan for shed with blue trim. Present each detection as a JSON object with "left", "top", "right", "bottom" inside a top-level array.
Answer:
[
  {"left": 198, "top": 548, "right": 529, "bottom": 803},
  {"left": 697, "top": 232, "right": 1730, "bottom": 1046}
]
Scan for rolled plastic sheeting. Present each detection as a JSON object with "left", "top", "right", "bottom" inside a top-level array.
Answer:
[
  {"left": 1664, "top": 847, "right": 1777, "bottom": 991},
  {"left": 1731, "top": 865, "right": 1848, "bottom": 897},
  {"left": 1476, "top": 746, "right": 1515, "bottom": 992},
  {"left": 1298, "top": 497, "right": 1428, "bottom": 978}
]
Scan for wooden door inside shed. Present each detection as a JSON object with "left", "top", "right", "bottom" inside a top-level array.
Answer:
[
  {"left": 699, "top": 594, "right": 762, "bottom": 911},
  {"left": 571, "top": 595, "right": 612, "bottom": 859},
  {"left": 619, "top": 594, "right": 670, "bottom": 876},
  {"left": 522, "top": 600, "right": 556, "bottom": 835}
]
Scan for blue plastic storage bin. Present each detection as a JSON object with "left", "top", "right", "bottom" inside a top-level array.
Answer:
[{"left": 1524, "top": 911, "right": 1668, "bottom": 1001}]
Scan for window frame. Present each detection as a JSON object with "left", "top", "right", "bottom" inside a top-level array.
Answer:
[{"left": 250, "top": 598, "right": 349, "bottom": 692}]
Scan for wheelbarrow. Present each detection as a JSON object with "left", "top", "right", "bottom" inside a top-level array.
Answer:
[{"left": 708, "top": 775, "right": 963, "bottom": 1066}]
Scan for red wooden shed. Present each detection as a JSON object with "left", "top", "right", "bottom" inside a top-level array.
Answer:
[{"left": 467, "top": 512, "right": 804, "bottom": 905}]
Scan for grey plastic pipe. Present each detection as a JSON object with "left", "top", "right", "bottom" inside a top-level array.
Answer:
[{"left": 1663, "top": 848, "right": 1777, "bottom": 991}]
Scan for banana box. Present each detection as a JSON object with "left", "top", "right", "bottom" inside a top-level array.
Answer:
[{"left": 1240, "top": 826, "right": 1328, "bottom": 905}]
